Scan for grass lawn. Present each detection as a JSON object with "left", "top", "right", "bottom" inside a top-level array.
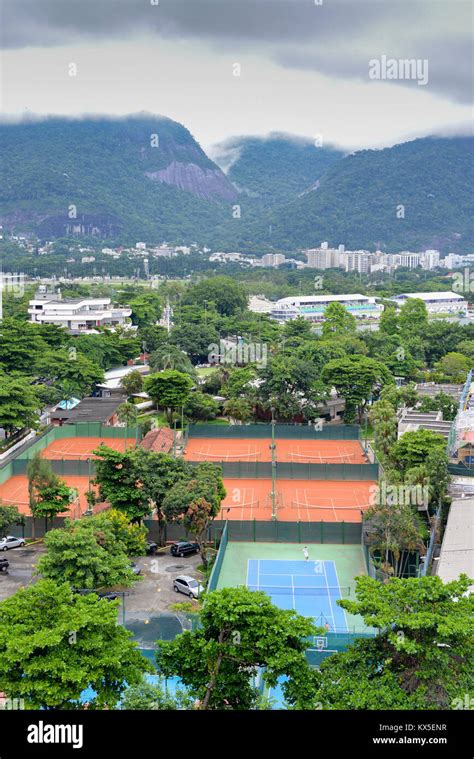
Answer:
[{"left": 196, "top": 366, "right": 219, "bottom": 378}]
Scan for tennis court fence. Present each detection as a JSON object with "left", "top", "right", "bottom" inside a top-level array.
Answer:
[
  {"left": 187, "top": 423, "right": 361, "bottom": 440},
  {"left": 13, "top": 422, "right": 141, "bottom": 462},
  {"left": 207, "top": 522, "right": 228, "bottom": 592},
  {"left": 191, "top": 460, "right": 378, "bottom": 480}
]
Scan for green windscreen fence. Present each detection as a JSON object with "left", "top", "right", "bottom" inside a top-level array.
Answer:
[
  {"left": 13, "top": 423, "right": 141, "bottom": 461},
  {"left": 142, "top": 519, "right": 361, "bottom": 545},
  {"left": 448, "top": 462, "right": 474, "bottom": 477},
  {"left": 11, "top": 458, "right": 96, "bottom": 477},
  {"left": 223, "top": 520, "right": 362, "bottom": 544},
  {"left": 208, "top": 461, "right": 378, "bottom": 480},
  {"left": 188, "top": 424, "right": 360, "bottom": 440},
  {"left": 207, "top": 522, "right": 228, "bottom": 592}
]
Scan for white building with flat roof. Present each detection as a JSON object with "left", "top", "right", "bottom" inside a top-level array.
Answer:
[
  {"left": 270, "top": 293, "right": 384, "bottom": 323},
  {"left": 28, "top": 286, "right": 132, "bottom": 334},
  {"left": 390, "top": 291, "right": 468, "bottom": 315}
]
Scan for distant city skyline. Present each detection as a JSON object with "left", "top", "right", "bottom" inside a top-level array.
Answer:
[{"left": 2, "top": 0, "right": 473, "bottom": 152}]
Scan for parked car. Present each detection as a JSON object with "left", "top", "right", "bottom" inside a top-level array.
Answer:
[
  {"left": 97, "top": 591, "right": 119, "bottom": 601},
  {"left": 130, "top": 562, "right": 141, "bottom": 576},
  {"left": 0, "top": 557, "right": 9, "bottom": 572},
  {"left": 75, "top": 589, "right": 118, "bottom": 601},
  {"left": 146, "top": 540, "right": 158, "bottom": 555},
  {"left": 170, "top": 541, "right": 200, "bottom": 558},
  {"left": 173, "top": 575, "right": 204, "bottom": 599},
  {"left": 0, "top": 536, "right": 25, "bottom": 551}
]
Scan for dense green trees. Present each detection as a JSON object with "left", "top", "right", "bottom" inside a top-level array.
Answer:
[
  {"left": 0, "top": 580, "right": 151, "bottom": 709},
  {"left": 322, "top": 355, "right": 393, "bottom": 422},
  {"left": 183, "top": 392, "right": 219, "bottom": 422},
  {"left": 321, "top": 301, "right": 357, "bottom": 337},
  {"left": 37, "top": 525, "right": 137, "bottom": 590},
  {"left": 145, "top": 370, "right": 194, "bottom": 424},
  {"left": 0, "top": 374, "right": 39, "bottom": 438},
  {"left": 369, "top": 399, "right": 398, "bottom": 459},
  {"left": 183, "top": 277, "right": 247, "bottom": 316},
  {"left": 156, "top": 586, "right": 318, "bottom": 710},
  {"left": 307, "top": 575, "right": 474, "bottom": 710},
  {"left": 93, "top": 446, "right": 224, "bottom": 545},
  {"left": 120, "top": 369, "right": 144, "bottom": 396},
  {"left": 117, "top": 401, "right": 139, "bottom": 426},
  {"left": 0, "top": 505, "right": 24, "bottom": 537},
  {"left": 149, "top": 344, "right": 196, "bottom": 375}
]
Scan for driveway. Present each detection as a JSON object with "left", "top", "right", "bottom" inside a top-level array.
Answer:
[
  {"left": 120, "top": 549, "right": 205, "bottom": 647},
  {"left": 0, "top": 544, "right": 45, "bottom": 601},
  {"left": 124, "top": 549, "right": 204, "bottom": 614}
]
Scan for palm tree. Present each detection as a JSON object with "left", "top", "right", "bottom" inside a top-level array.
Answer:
[{"left": 117, "top": 402, "right": 138, "bottom": 427}]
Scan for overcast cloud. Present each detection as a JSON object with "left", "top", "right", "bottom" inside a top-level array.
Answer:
[{"left": 1, "top": 0, "right": 472, "bottom": 149}]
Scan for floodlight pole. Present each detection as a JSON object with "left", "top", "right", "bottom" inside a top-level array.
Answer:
[{"left": 270, "top": 406, "right": 277, "bottom": 520}]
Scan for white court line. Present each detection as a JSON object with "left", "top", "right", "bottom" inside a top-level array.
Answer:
[
  {"left": 330, "top": 560, "right": 349, "bottom": 630},
  {"left": 322, "top": 562, "right": 336, "bottom": 632},
  {"left": 291, "top": 573, "right": 296, "bottom": 610}
]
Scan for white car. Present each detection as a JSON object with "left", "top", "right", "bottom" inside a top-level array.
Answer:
[
  {"left": 0, "top": 536, "right": 26, "bottom": 551},
  {"left": 173, "top": 575, "right": 204, "bottom": 599}
]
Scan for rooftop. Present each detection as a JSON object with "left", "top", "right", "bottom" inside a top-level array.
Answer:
[
  {"left": 140, "top": 427, "right": 174, "bottom": 454},
  {"left": 53, "top": 397, "right": 125, "bottom": 424},
  {"left": 435, "top": 497, "right": 474, "bottom": 585},
  {"left": 391, "top": 291, "right": 465, "bottom": 301},
  {"left": 275, "top": 293, "right": 371, "bottom": 305}
]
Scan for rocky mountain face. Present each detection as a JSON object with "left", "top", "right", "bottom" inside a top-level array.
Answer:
[
  {"left": 145, "top": 161, "right": 237, "bottom": 201},
  {"left": 0, "top": 115, "right": 236, "bottom": 242}
]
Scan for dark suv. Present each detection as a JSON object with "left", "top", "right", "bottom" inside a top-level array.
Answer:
[
  {"left": 170, "top": 541, "right": 200, "bottom": 558},
  {"left": 0, "top": 557, "right": 9, "bottom": 573}
]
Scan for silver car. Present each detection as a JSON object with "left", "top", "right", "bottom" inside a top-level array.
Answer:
[
  {"left": 173, "top": 575, "right": 204, "bottom": 599},
  {"left": 0, "top": 535, "right": 26, "bottom": 551}
]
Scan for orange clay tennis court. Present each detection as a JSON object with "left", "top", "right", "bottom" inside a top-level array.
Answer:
[
  {"left": 0, "top": 475, "right": 100, "bottom": 518},
  {"left": 219, "top": 478, "right": 375, "bottom": 522},
  {"left": 184, "top": 437, "right": 367, "bottom": 464},
  {"left": 39, "top": 436, "right": 137, "bottom": 460}
]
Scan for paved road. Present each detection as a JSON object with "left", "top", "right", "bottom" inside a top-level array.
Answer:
[{"left": 0, "top": 544, "right": 45, "bottom": 601}]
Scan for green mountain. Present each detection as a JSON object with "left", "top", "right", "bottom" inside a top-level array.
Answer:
[
  {"left": 1, "top": 117, "right": 472, "bottom": 254},
  {"left": 0, "top": 115, "right": 237, "bottom": 243},
  {"left": 212, "top": 134, "right": 343, "bottom": 205},
  {"left": 247, "top": 136, "right": 474, "bottom": 253}
]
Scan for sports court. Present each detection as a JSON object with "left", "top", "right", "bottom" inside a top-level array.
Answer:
[
  {"left": 217, "top": 541, "right": 368, "bottom": 632},
  {"left": 0, "top": 474, "right": 99, "bottom": 518},
  {"left": 184, "top": 437, "right": 367, "bottom": 464},
  {"left": 247, "top": 559, "right": 348, "bottom": 629},
  {"left": 39, "top": 436, "right": 136, "bottom": 459},
  {"left": 220, "top": 478, "right": 374, "bottom": 522}
]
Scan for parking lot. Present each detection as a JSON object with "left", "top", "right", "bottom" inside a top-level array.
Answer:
[
  {"left": 0, "top": 543, "right": 45, "bottom": 602},
  {"left": 0, "top": 542, "right": 205, "bottom": 615},
  {"left": 125, "top": 549, "right": 204, "bottom": 614}
]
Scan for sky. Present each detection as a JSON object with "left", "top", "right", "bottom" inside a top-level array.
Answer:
[{"left": 1, "top": 0, "right": 473, "bottom": 153}]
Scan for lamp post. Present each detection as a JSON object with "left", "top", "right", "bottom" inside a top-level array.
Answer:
[{"left": 270, "top": 406, "right": 277, "bottom": 520}]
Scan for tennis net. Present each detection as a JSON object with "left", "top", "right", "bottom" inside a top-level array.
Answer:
[
  {"left": 291, "top": 500, "right": 369, "bottom": 510},
  {"left": 221, "top": 500, "right": 260, "bottom": 511},
  {"left": 248, "top": 585, "right": 351, "bottom": 596},
  {"left": 288, "top": 452, "right": 357, "bottom": 463},
  {"left": 193, "top": 450, "right": 261, "bottom": 461}
]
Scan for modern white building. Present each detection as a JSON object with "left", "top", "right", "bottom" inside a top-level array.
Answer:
[
  {"left": 397, "top": 252, "right": 420, "bottom": 269},
  {"left": 389, "top": 291, "right": 468, "bottom": 316},
  {"left": 262, "top": 253, "right": 286, "bottom": 267},
  {"left": 270, "top": 293, "right": 384, "bottom": 323},
  {"left": 28, "top": 286, "right": 132, "bottom": 334}
]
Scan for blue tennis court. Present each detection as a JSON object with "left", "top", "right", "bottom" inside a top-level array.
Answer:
[{"left": 246, "top": 558, "right": 349, "bottom": 631}]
